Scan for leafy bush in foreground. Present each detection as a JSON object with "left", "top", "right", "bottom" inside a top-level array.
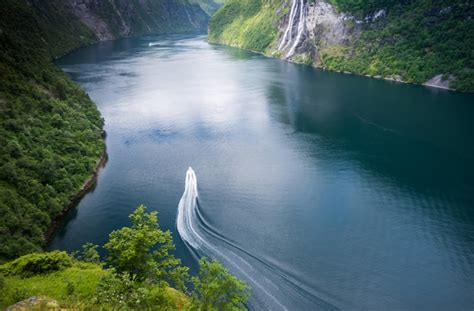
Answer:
[
  {"left": 0, "top": 206, "right": 251, "bottom": 310},
  {"left": 0, "top": 251, "right": 72, "bottom": 277},
  {"left": 191, "top": 258, "right": 250, "bottom": 311}
]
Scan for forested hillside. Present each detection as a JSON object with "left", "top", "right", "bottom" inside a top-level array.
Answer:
[
  {"left": 0, "top": 0, "right": 209, "bottom": 261},
  {"left": 0, "top": 0, "right": 104, "bottom": 260},
  {"left": 209, "top": 0, "right": 474, "bottom": 92}
]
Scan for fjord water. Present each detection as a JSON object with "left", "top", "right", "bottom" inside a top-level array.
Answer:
[{"left": 51, "top": 35, "right": 474, "bottom": 310}]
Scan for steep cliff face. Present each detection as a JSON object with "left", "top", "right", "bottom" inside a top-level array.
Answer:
[
  {"left": 28, "top": 0, "right": 209, "bottom": 46},
  {"left": 209, "top": 0, "right": 474, "bottom": 92},
  {"left": 277, "top": 1, "right": 359, "bottom": 62},
  {"left": 66, "top": 0, "right": 209, "bottom": 41}
]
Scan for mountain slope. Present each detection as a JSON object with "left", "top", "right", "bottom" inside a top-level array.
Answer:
[
  {"left": 0, "top": 0, "right": 209, "bottom": 261},
  {"left": 209, "top": 0, "right": 474, "bottom": 92},
  {"left": 63, "top": 0, "right": 209, "bottom": 40}
]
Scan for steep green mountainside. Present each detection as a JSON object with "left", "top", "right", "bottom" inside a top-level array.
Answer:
[
  {"left": 0, "top": 0, "right": 105, "bottom": 261},
  {"left": 209, "top": 0, "right": 282, "bottom": 52},
  {"left": 209, "top": 0, "right": 474, "bottom": 92},
  {"left": 0, "top": 0, "right": 209, "bottom": 261}
]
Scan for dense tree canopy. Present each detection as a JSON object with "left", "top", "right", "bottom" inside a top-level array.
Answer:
[
  {"left": 191, "top": 258, "right": 250, "bottom": 311},
  {"left": 104, "top": 205, "right": 189, "bottom": 290},
  {"left": 0, "top": 0, "right": 104, "bottom": 261},
  {"left": 0, "top": 206, "right": 251, "bottom": 309}
]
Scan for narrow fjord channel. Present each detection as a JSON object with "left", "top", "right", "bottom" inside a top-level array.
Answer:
[{"left": 49, "top": 35, "right": 474, "bottom": 310}]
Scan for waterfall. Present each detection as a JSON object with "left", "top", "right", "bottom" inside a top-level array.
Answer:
[
  {"left": 286, "top": 0, "right": 306, "bottom": 58},
  {"left": 277, "top": 0, "right": 306, "bottom": 58},
  {"left": 278, "top": 0, "right": 298, "bottom": 51}
]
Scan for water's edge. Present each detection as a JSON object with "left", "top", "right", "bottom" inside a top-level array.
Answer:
[
  {"left": 49, "top": 34, "right": 474, "bottom": 310},
  {"left": 45, "top": 136, "right": 108, "bottom": 243},
  {"left": 208, "top": 39, "right": 462, "bottom": 93}
]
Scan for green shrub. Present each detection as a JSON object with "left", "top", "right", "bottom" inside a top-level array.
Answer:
[
  {"left": 79, "top": 243, "right": 101, "bottom": 264},
  {"left": 0, "top": 261, "right": 107, "bottom": 309},
  {"left": 65, "top": 281, "right": 75, "bottom": 296},
  {"left": 94, "top": 272, "right": 178, "bottom": 310},
  {"left": 11, "top": 287, "right": 31, "bottom": 303},
  {"left": 0, "top": 251, "right": 73, "bottom": 277},
  {"left": 190, "top": 258, "right": 250, "bottom": 311}
]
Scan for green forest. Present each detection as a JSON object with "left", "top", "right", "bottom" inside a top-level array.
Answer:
[
  {"left": 0, "top": 0, "right": 213, "bottom": 262},
  {"left": 209, "top": 0, "right": 282, "bottom": 52},
  {"left": 323, "top": 0, "right": 474, "bottom": 91},
  {"left": 209, "top": 0, "right": 474, "bottom": 92},
  {"left": 0, "top": 0, "right": 247, "bottom": 308},
  {"left": 0, "top": 0, "right": 104, "bottom": 260}
]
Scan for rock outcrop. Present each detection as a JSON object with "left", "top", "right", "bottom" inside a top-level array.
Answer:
[
  {"left": 275, "top": 0, "right": 366, "bottom": 63},
  {"left": 29, "top": 0, "right": 209, "bottom": 44}
]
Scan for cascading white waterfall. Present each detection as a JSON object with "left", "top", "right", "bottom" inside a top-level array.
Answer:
[
  {"left": 286, "top": 0, "right": 305, "bottom": 58},
  {"left": 278, "top": 0, "right": 306, "bottom": 58},
  {"left": 278, "top": 0, "right": 298, "bottom": 51}
]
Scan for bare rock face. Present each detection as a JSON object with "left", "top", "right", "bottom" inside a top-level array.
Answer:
[
  {"left": 65, "top": 0, "right": 209, "bottom": 42},
  {"left": 68, "top": 0, "right": 115, "bottom": 41},
  {"left": 276, "top": 0, "right": 360, "bottom": 64},
  {"left": 6, "top": 296, "right": 64, "bottom": 311},
  {"left": 306, "top": 1, "right": 349, "bottom": 47},
  {"left": 304, "top": 0, "right": 359, "bottom": 64}
]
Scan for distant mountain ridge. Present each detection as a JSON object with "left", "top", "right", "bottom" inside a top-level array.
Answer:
[{"left": 27, "top": 0, "right": 209, "bottom": 52}]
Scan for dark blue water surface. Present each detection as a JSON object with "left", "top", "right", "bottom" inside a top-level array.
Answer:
[{"left": 50, "top": 35, "right": 474, "bottom": 310}]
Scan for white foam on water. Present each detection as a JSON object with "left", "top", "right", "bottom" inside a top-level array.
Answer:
[
  {"left": 176, "top": 167, "right": 288, "bottom": 310},
  {"left": 176, "top": 168, "right": 338, "bottom": 310}
]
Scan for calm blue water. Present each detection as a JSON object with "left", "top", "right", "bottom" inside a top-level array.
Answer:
[{"left": 51, "top": 35, "right": 474, "bottom": 310}]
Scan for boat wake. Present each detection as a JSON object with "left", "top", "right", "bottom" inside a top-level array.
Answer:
[{"left": 176, "top": 168, "right": 340, "bottom": 310}]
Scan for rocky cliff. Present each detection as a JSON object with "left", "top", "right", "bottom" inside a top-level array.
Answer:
[
  {"left": 209, "top": 0, "right": 474, "bottom": 92},
  {"left": 29, "top": 0, "right": 209, "bottom": 47}
]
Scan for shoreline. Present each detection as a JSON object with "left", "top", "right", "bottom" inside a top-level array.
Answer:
[
  {"left": 208, "top": 39, "right": 459, "bottom": 93},
  {"left": 44, "top": 144, "right": 108, "bottom": 243}
]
